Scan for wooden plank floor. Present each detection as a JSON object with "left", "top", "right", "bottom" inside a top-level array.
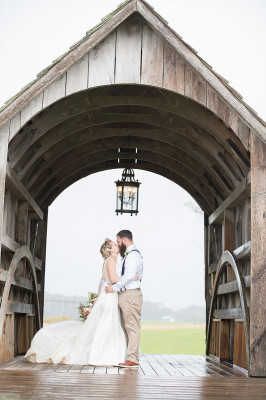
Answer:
[
  {"left": 0, "top": 354, "right": 248, "bottom": 377},
  {"left": 0, "top": 370, "right": 266, "bottom": 399}
]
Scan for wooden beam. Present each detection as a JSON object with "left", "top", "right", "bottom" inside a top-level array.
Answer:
[
  {"left": 233, "top": 241, "right": 251, "bottom": 260},
  {"left": 208, "top": 172, "right": 251, "bottom": 225},
  {"left": 217, "top": 276, "right": 251, "bottom": 296},
  {"left": 0, "top": 268, "right": 41, "bottom": 292},
  {"left": 0, "top": 123, "right": 9, "bottom": 267},
  {"left": 250, "top": 132, "right": 266, "bottom": 376},
  {"left": 208, "top": 261, "right": 218, "bottom": 274},
  {"left": 213, "top": 308, "right": 243, "bottom": 319},
  {"left": 5, "top": 163, "right": 43, "bottom": 220},
  {"left": 1, "top": 235, "right": 20, "bottom": 253},
  {"left": 6, "top": 301, "right": 35, "bottom": 314}
]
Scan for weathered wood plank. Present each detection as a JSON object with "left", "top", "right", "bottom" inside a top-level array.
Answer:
[
  {"left": 20, "top": 93, "right": 43, "bottom": 127},
  {"left": 220, "top": 320, "right": 230, "bottom": 360},
  {"left": 141, "top": 23, "right": 164, "bottom": 86},
  {"left": 2, "top": 235, "right": 20, "bottom": 253},
  {"left": 250, "top": 132, "right": 266, "bottom": 377},
  {"left": 88, "top": 31, "right": 116, "bottom": 87},
  {"left": 43, "top": 73, "right": 66, "bottom": 108},
  {"left": 6, "top": 302, "right": 35, "bottom": 314},
  {"left": 184, "top": 65, "right": 207, "bottom": 105},
  {"left": 163, "top": 42, "right": 184, "bottom": 93},
  {"left": 233, "top": 241, "right": 251, "bottom": 260},
  {"left": 115, "top": 14, "right": 142, "bottom": 84},
  {"left": 217, "top": 275, "right": 250, "bottom": 295},
  {"left": 213, "top": 308, "right": 243, "bottom": 320},
  {"left": 66, "top": 55, "right": 88, "bottom": 95},
  {"left": 9, "top": 113, "right": 21, "bottom": 142},
  {"left": 0, "top": 314, "right": 14, "bottom": 362}
]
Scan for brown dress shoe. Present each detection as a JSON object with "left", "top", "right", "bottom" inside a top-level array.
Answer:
[{"left": 118, "top": 360, "right": 139, "bottom": 368}]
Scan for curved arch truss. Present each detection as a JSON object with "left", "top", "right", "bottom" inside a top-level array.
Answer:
[
  {"left": 206, "top": 251, "right": 250, "bottom": 367},
  {"left": 8, "top": 85, "right": 250, "bottom": 214},
  {"left": 0, "top": 246, "right": 41, "bottom": 342}
]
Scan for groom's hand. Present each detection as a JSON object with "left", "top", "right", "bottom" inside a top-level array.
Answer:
[{"left": 105, "top": 283, "right": 114, "bottom": 294}]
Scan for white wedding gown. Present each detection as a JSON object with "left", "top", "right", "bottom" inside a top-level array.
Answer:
[{"left": 24, "top": 259, "right": 127, "bottom": 365}]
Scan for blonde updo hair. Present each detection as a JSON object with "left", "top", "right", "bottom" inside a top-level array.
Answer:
[{"left": 100, "top": 238, "right": 112, "bottom": 259}]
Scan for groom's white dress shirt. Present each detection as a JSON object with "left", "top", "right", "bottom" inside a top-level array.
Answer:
[{"left": 113, "top": 244, "right": 143, "bottom": 292}]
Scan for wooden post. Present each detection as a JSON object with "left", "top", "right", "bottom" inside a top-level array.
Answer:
[
  {"left": 250, "top": 132, "right": 266, "bottom": 377},
  {"left": 16, "top": 201, "right": 29, "bottom": 277},
  {"left": 0, "top": 123, "right": 9, "bottom": 268},
  {"left": 223, "top": 210, "right": 235, "bottom": 283}
]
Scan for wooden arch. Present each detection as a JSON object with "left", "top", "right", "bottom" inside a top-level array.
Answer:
[
  {"left": 0, "top": 246, "right": 41, "bottom": 341},
  {"left": 7, "top": 84, "right": 250, "bottom": 215},
  {"left": 206, "top": 250, "right": 250, "bottom": 368}
]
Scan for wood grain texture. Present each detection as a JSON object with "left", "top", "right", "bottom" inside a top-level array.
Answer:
[
  {"left": 43, "top": 73, "right": 66, "bottom": 108},
  {"left": 185, "top": 65, "right": 207, "bottom": 106},
  {"left": 163, "top": 42, "right": 184, "bottom": 93},
  {"left": 21, "top": 93, "right": 43, "bottom": 127},
  {"left": 115, "top": 14, "right": 142, "bottom": 84},
  {"left": 88, "top": 31, "right": 116, "bottom": 87},
  {"left": 66, "top": 55, "right": 89, "bottom": 95},
  {"left": 250, "top": 132, "right": 266, "bottom": 377},
  {"left": 141, "top": 22, "right": 164, "bottom": 86},
  {"left": 0, "top": 123, "right": 9, "bottom": 267},
  {"left": 9, "top": 113, "right": 21, "bottom": 142},
  {"left": 0, "top": 314, "right": 14, "bottom": 362}
]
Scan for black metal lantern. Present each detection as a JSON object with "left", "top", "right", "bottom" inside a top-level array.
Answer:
[{"left": 115, "top": 168, "right": 141, "bottom": 215}]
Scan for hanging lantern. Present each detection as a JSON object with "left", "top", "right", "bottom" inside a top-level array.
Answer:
[{"left": 115, "top": 168, "right": 141, "bottom": 215}]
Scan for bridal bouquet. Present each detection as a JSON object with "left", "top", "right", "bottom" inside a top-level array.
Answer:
[{"left": 78, "top": 292, "right": 97, "bottom": 321}]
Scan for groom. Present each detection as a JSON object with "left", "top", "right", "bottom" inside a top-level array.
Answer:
[{"left": 105, "top": 230, "right": 143, "bottom": 368}]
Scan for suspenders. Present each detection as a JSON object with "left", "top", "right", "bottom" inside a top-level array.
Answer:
[{"left": 121, "top": 249, "right": 141, "bottom": 281}]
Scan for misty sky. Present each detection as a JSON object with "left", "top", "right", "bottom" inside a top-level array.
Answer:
[{"left": 0, "top": 0, "right": 265, "bottom": 309}]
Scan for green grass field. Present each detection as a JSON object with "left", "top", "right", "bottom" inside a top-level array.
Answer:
[{"left": 140, "top": 322, "right": 206, "bottom": 354}]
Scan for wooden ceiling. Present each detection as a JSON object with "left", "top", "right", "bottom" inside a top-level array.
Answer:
[{"left": 7, "top": 85, "right": 250, "bottom": 215}]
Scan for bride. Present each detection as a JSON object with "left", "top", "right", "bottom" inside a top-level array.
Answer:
[{"left": 25, "top": 238, "right": 129, "bottom": 366}]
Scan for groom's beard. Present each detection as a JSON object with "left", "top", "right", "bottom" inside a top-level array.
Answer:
[{"left": 119, "top": 242, "right": 127, "bottom": 258}]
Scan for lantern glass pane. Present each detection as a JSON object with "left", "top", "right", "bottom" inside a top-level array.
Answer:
[
  {"left": 122, "top": 185, "right": 137, "bottom": 212},
  {"left": 116, "top": 186, "right": 123, "bottom": 211}
]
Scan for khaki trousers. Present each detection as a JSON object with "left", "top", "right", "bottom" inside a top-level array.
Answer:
[{"left": 118, "top": 289, "right": 143, "bottom": 363}]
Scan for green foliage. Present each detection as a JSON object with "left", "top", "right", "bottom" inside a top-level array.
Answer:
[{"left": 140, "top": 328, "right": 205, "bottom": 354}]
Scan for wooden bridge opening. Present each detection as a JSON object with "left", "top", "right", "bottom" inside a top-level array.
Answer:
[{"left": 0, "top": 0, "right": 265, "bottom": 377}]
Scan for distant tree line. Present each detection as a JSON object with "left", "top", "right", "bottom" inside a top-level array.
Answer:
[{"left": 44, "top": 292, "right": 205, "bottom": 323}]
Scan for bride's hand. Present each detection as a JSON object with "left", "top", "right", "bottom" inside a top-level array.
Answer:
[
  {"left": 91, "top": 297, "right": 97, "bottom": 306},
  {"left": 134, "top": 275, "right": 139, "bottom": 281}
]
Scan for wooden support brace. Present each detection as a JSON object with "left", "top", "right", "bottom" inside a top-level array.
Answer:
[
  {"left": 208, "top": 172, "right": 251, "bottom": 225},
  {"left": 5, "top": 163, "right": 43, "bottom": 221}
]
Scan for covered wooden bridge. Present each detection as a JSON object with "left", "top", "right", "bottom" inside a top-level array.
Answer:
[{"left": 0, "top": 1, "right": 265, "bottom": 393}]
